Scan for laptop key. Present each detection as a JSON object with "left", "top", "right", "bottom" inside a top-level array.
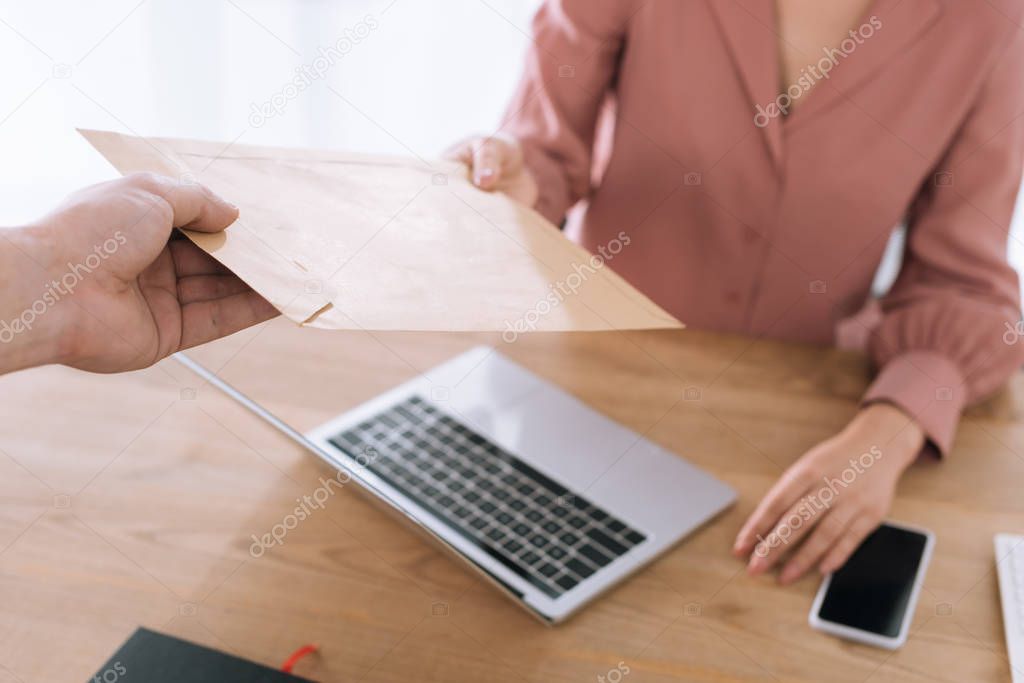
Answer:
[
  {"left": 548, "top": 547, "right": 567, "bottom": 560},
  {"left": 521, "top": 551, "right": 541, "bottom": 565},
  {"left": 567, "top": 516, "right": 587, "bottom": 529},
  {"left": 538, "top": 563, "right": 559, "bottom": 578},
  {"left": 606, "top": 520, "right": 626, "bottom": 534},
  {"left": 578, "top": 543, "right": 612, "bottom": 567},
  {"left": 625, "top": 530, "right": 646, "bottom": 545},
  {"left": 529, "top": 534, "right": 549, "bottom": 548},
  {"left": 555, "top": 574, "right": 578, "bottom": 591},
  {"left": 566, "top": 557, "right": 596, "bottom": 579},
  {"left": 587, "top": 528, "right": 628, "bottom": 557}
]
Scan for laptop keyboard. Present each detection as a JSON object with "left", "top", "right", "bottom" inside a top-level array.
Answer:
[{"left": 328, "top": 395, "right": 647, "bottom": 598}]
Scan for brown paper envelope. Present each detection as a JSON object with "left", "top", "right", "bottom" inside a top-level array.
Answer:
[{"left": 80, "top": 129, "right": 683, "bottom": 334}]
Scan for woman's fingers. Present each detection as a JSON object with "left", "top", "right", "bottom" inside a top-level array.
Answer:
[
  {"left": 746, "top": 495, "right": 822, "bottom": 575},
  {"left": 471, "top": 137, "right": 507, "bottom": 189},
  {"left": 733, "top": 466, "right": 813, "bottom": 557},
  {"left": 777, "top": 506, "right": 856, "bottom": 584},
  {"left": 443, "top": 135, "right": 529, "bottom": 197},
  {"left": 819, "top": 514, "right": 879, "bottom": 575}
]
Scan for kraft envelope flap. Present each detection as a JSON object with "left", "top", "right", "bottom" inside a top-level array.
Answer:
[{"left": 80, "top": 129, "right": 682, "bottom": 333}]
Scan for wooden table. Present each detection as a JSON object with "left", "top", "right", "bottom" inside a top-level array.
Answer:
[{"left": 1, "top": 321, "right": 1022, "bottom": 682}]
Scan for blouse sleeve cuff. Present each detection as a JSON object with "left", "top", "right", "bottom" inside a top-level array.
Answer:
[{"left": 861, "top": 350, "right": 966, "bottom": 457}]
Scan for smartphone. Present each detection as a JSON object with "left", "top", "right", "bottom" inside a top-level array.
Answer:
[{"left": 809, "top": 521, "right": 935, "bottom": 649}]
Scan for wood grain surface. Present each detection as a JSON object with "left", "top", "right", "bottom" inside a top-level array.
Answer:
[{"left": 1, "top": 321, "right": 1021, "bottom": 682}]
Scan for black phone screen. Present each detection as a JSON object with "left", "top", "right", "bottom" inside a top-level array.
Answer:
[{"left": 817, "top": 524, "right": 928, "bottom": 637}]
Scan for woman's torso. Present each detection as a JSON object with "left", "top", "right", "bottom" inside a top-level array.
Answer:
[{"left": 573, "top": 0, "right": 1012, "bottom": 344}]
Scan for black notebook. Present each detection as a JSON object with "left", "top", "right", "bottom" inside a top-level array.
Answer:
[{"left": 88, "top": 628, "right": 314, "bottom": 682}]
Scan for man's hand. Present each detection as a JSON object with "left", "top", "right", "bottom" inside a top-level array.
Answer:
[
  {"left": 0, "top": 173, "right": 278, "bottom": 375},
  {"left": 732, "top": 403, "right": 924, "bottom": 583}
]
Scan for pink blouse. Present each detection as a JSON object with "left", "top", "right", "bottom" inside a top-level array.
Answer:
[{"left": 499, "top": 0, "right": 1024, "bottom": 455}]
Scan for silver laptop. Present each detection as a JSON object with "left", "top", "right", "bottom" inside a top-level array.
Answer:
[
  {"left": 301, "top": 346, "right": 735, "bottom": 623},
  {"left": 178, "top": 346, "right": 733, "bottom": 623}
]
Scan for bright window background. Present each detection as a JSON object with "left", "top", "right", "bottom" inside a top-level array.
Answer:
[
  {"left": 0, "top": 0, "right": 541, "bottom": 222},
  {"left": 0, "top": 0, "right": 1020, "bottom": 298}
]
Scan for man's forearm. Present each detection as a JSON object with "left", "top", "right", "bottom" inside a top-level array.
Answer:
[{"left": 0, "top": 224, "right": 66, "bottom": 375}]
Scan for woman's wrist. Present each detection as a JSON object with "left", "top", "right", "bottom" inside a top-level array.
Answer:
[
  {"left": 848, "top": 403, "right": 926, "bottom": 468},
  {"left": 0, "top": 222, "right": 72, "bottom": 373}
]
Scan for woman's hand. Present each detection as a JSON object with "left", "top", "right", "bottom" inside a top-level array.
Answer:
[
  {"left": 0, "top": 173, "right": 278, "bottom": 375},
  {"left": 444, "top": 134, "right": 539, "bottom": 207},
  {"left": 732, "top": 403, "right": 925, "bottom": 584}
]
